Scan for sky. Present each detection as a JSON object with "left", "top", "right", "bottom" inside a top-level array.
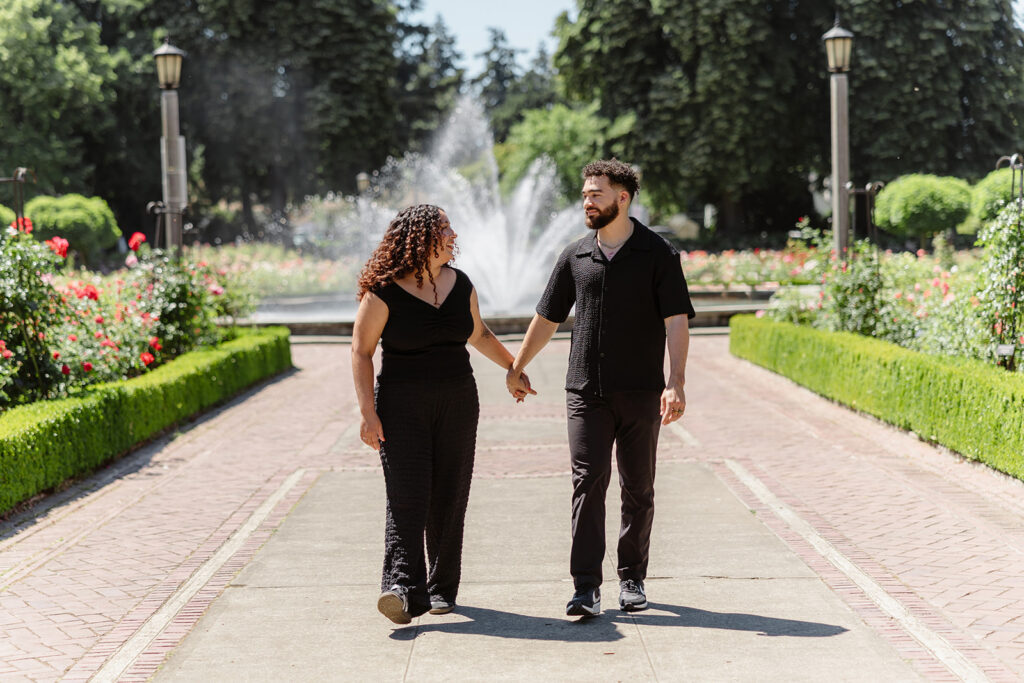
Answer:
[{"left": 408, "top": 0, "right": 577, "bottom": 76}]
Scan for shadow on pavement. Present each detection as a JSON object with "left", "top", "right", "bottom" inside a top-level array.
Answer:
[{"left": 388, "top": 603, "right": 847, "bottom": 641}]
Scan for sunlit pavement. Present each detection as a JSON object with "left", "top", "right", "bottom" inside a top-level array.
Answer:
[{"left": 2, "top": 334, "right": 1024, "bottom": 681}]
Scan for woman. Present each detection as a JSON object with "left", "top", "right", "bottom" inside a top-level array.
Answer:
[{"left": 351, "top": 204, "right": 534, "bottom": 625}]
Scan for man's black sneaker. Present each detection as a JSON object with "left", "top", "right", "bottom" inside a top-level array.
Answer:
[
  {"left": 566, "top": 587, "right": 601, "bottom": 617},
  {"left": 429, "top": 598, "right": 455, "bottom": 615},
  {"left": 619, "top": 579, "right": 648, "bottom": 611},
  {"left": 377, "top": 585, "right": 412, "bottom": 624}
]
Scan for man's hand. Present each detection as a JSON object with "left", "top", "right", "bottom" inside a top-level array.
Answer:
[
  {"left": 659, "top": 384, "right": 686, "bottom": 425},
  {"left": 506, "top": 367, "right": 538, "bottom": 403}
]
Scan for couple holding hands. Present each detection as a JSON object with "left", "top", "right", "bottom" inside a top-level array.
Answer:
[{"left": 351, "top": 159, "right": 695, "bottom": 625}]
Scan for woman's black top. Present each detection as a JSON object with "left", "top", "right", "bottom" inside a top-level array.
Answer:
[{"left": 373, "top": 266, "right": 475, "bottom": 384}]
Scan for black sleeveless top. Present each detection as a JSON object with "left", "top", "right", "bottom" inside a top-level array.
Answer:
[{"left": 373, "top": 267, "right": 475, "bottom": 384}]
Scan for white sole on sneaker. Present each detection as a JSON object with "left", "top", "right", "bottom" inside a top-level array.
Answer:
[
  {"left": 566, "top": 600, "right": 601, "bottom": 617},
  {"left": 377, "top": 591, "right": 411, "bottom": 624}
]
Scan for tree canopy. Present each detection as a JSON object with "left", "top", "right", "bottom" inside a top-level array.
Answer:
[{"left": 553, "top": 0, "right": 1024, "bottom": 232}]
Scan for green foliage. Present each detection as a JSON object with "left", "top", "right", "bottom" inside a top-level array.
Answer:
[
  {"left": 816, "top": 240, "right": 883, "bottom": 336},
  {"left": 498, "top": 104, "right": 611, "bottom": 199},
  {"left": 0, "top": 327, "right": 291, "bottom": 515},
  {"left": 0, "top": 230, "right": 68, "bottom": 406},
  {"left": 24, "top": 194, "right": 121, "bottom": 266},
  {"left": 0, "top": 205, "right": 14, "bottom": 227},
  {"left": 730, "top": 315, "right": 1024, "bottom": 481},
  {"left": 974, "top": 202, "right": 1024, "bottom": 369},
  {"left": 0, "top": 0, "right": 117, "bottom": 195},
  {"left": 971, "top": 167, "right": 1017, "bottom": 228},
  {"left": 874, "top": 174, "right": 972, "bottom": 241},
  {"left": 553, "top": 0, "right": 1024, "bottom": 231}
]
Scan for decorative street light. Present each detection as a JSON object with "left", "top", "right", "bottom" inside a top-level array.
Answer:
[
  {"left": 823, "top": 17, "right": 854, "bottom": 256},
  {"left": 153, "top": 38, "right": 187, "bottom": 257}
]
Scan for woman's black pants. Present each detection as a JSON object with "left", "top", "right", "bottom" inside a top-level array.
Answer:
[
  {"left": 566, "top": 389, "right": 662, "bottom": 591},
  {"left": 375, "top": 374, "right": 479, "bottom": 617}
]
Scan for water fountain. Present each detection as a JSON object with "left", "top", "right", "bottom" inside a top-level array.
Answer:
[{"left": 272, "top": 97, "right": 585, "bottom": 325}]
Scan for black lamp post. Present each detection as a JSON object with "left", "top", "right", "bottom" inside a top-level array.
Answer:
[
  {"left": 153, "top": 39, "right": 187, "bottom": 257},
  {"left": 823, "top": 17, "right": 854, "bottom": 256}
]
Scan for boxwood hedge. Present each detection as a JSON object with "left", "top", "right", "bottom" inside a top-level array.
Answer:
[
  {"left": 729, "top": 315, "right": 1024, "bottom": 480},
  {"left": 0, "top": 327, "right": 291, "bottom": 515}
]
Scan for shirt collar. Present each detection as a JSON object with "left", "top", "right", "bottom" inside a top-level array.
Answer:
[{"left": 576, "top": 217, "right": 652, "bottom": 259}]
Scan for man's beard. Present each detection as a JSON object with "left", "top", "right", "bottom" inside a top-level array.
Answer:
[{"left": 585, "top": 201, "right": 619, "bottom": 230}]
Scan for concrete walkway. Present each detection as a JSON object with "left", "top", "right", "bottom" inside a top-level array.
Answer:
[{"left": 3, "top": 333, "right": 1024, "bottom": 681}]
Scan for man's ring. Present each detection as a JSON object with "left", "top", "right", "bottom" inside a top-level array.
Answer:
[{"left": 672, "top": 408, "right": 682, "bottom": 413}]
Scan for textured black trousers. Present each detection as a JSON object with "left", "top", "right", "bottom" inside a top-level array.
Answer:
[
  {"left": 566, "top": 390, "right": 662, "bottom": 590},
  {"left": 375, "top": 374, "right": 479, "bottom": 617}
]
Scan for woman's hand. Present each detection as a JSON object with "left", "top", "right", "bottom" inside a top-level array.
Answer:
[{"left": 360, "top": 412, "right": 385, "bottom": 449}]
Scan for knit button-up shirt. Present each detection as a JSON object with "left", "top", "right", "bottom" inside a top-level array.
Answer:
[{"left": 536, "top": 218, "right": 695, "bottom": 396}]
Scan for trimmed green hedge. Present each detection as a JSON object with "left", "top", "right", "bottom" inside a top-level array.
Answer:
[
  {"left": 0, "top": 327, "right": 291, "bottom": 515},
  {"left": 729, "top": 315, "right": 1024, "bottom": 480}
]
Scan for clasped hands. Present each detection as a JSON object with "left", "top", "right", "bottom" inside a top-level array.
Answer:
[{"left": 506, "top": 366, "right": 537, "bottom": 403}]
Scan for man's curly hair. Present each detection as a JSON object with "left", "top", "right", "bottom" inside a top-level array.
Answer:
[
  {"left": 357, "top": 204, "right": 449, "bottom": 301},
  {"left": 582, "top": 159, "right": 640, "bottom": 199}
]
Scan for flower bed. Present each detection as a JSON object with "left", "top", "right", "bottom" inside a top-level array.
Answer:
[
  {"left": 729, "top": 314, "right": 1024, "bottom": 481},
  {"left": 0, "top": 326, "right": 292, "bottom": 516},
  {"left": 1, "top": 224, "right": 255, "bottom": 410}
]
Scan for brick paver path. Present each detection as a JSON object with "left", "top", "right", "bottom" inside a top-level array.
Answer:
[{"left": 1, "top": 334, "right": 1024, "bottom": 681}]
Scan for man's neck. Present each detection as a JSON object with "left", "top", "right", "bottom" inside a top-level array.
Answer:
[{"left": 597, "top": 214, "right": 634, "bottom": 247}]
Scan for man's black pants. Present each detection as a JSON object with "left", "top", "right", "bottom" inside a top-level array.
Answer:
[
  {"left": 566, "top": 390, "right": 662, "bottom": 590},
  {"left": 376, "top": 375, "right": 479, "bottom": 616}
]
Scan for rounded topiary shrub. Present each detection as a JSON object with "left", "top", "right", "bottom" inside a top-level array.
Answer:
[
  {"left": 0, "top": 203, "right": 14, "bottom": 228},
  {"left": 970, "top": 167, "right": 1017, "bottom": 229},
  {"left": 25, "top": 194, "right": 121, "bottom": 265},
  {"left": 874, "top": 174, "right": 971, "bottom": 242}
]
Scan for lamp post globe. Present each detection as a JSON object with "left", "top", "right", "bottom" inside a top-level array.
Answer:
[
  {"left": 822, "top": 18, "right": 854, "bottom": 256},
  {"left": 153, "top": 39, "right": 186, "bottom": 90}
]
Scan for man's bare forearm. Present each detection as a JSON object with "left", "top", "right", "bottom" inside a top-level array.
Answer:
[{"left": 511, "top": 314, "right": 560, "bottom": 374}]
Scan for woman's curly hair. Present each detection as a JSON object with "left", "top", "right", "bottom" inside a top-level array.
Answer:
[{"left": 357, "top": 204, "right": 449, "bottom": 301}]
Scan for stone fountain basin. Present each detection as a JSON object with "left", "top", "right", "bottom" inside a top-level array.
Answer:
[{"left": 243, "top": 286, "right": 772, "bottom": 335}]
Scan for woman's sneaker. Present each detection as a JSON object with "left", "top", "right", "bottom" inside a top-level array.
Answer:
[
  {"left": 565, "top": 587, "right": 601, "bottom": 617},
  {"left": 377, "top": 585, "right": 412, "bottom": 624},
  {"left": 618, "top": 579, "right": 648, "bottom": 611}
]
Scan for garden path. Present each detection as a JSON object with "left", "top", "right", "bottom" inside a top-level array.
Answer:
[{"left": 1, "top": 333, "right": 1023, "bottom": 681}]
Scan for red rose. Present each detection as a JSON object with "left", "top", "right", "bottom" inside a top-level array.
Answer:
[
  {"left": 61, "top": 364, "right": 71, "bottom": 375},
  {"left": 95, "top": 315, "right": 104, "bottom": 324},
  {"left": 44, "top": 236, "right": 69, "bottom": 258},
  {"left": 1, "top": 349, "right": 11, "bottom": 359},
  {"left": 149, "top": 337, "right": 162, "bottom": 351},
  {"left": 68, "top": 334, "right": 78, "bottom": 342},
  {"left": 140, "top": 351, "right": 155, "bottom": 366},
  {"left": 82, "top": 362, "right": 93, "bottom": 372},
  {"left": 128, "top": 232, "right": 146, "bottom": 251},
  {"left": 53, "top": 352, "right": 60, "bottom": 359}
]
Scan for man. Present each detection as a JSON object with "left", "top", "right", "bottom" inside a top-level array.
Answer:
[{"left": 507, "top": 159, "right": 694, "bottom": 617}]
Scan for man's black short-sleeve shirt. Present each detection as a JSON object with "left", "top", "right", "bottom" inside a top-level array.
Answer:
[{"left": 536, "top": 218, "right": 695, "bottom": 395}]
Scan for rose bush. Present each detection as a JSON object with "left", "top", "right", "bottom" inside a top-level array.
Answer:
[{"left": 0, "top": 220, "right": 255, "bottom": 410}]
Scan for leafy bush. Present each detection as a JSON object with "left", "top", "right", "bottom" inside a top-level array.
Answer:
[
  {"left": 730, "top": 315, "right": 1024, "bottom": 481},
  {"left": 974, "top": 202, "right": 1024, "bottom": 369},
  {"left": 970, "top": 167, "right": 1016, "bottom": 229},
  {"left": 0, "top": 204, "right": 14, "bottom": 227},
  {"left": 0, "top": 327, "right": 291, "bottom": 515},
  {"left": 0, "top": 228, "right": 69, "bottom": 405},
  {"left": 25, "top": 194, "right": 121, "bottom": 266},
  {"left": 874, "top": 174, "right": 971, "bottom": 241}
]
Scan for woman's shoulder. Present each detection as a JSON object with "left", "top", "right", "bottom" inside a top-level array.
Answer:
[
  {"left": 369, "top": 279, "right": 400, "bottom": 304},
  {"left": 446, "top": 265, "right": 474, "bottom": 289}
]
